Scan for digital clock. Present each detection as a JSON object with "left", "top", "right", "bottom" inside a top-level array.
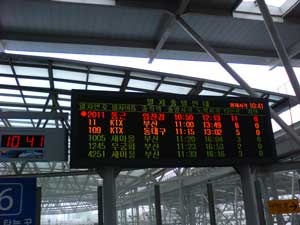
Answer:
[
  {"left": 0, "top": 128, "right": 68, "bottom": 161},
  {"left": 1, "top": 135, "right": 45, "bottom": 148},
  {"left": 71, "top": 90, "right": 277, "bottom": 168}
]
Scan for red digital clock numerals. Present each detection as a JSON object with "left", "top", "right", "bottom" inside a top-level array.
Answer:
[
  {"left": 2, "top": 135, "right": 45, "bottom": 148},
  {"left": 202, "top": 114, "right": 222, "bottom": 136}
]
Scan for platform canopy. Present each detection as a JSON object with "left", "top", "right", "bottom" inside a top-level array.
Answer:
[{"left": 0, "top": 0, "right": 300, "bottom": 66}]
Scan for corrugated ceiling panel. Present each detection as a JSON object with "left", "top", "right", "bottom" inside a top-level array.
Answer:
[
  {"left": 169, "top": 13, "right": 300, "bottom": 51},
  {"left": 0, "top": 0, "right": 164, "bottom": 40}
]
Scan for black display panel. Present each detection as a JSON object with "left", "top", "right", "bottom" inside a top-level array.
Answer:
[{"left": 71, "top": 90, "right": 277, "bottom": 168}]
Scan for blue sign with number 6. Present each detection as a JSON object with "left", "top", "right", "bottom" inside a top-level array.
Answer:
[{"left": 0, "top": 178, "right": 36, "bottom": 224}]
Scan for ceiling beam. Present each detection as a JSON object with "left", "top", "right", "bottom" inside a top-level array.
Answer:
[
  {"left": 269, "top": 40, "right": 300, "bottom": 70},
  {"left": 1, "top": 31, "right": 283, "bottom": 61},
  {"left": 148, "top": 0, "right": 190, "bottom": 63}
]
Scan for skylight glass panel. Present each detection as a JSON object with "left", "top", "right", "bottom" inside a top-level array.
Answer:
[
  {"left": 0, "top": 121, "right": 4, "bottom": 127},
  {"left": 58, "top": 94, "right": 71, "bottom": 99},
  {"left": 0, "top": 65, "right": 13, "bottom": 75},
  {"left": 54, "top": 81, "right": 85, "bottom": 90},
  {"left": 25, "top": 97, "right": 47, "bottom": 105},
  {"left": 242, "top": 0, "right": 287, "bottom": 7},
  {"left": 127, "top": 79, "right": 157, "bottom": 90},
  {"left": 14, "top": 66, "right": 48, "bottom": 77},
  {"left": 8, "top": 119, "right": 33, "bottom": 127},
  {"left": 271, "top": 119, "right": 281, "bottom": 132},
  {"left": 58, "top": 100, "right": 71, "bottom": 107},
  {"left": 268, "top": 95, "right": 282, "bottom": 101},
  {"left": 1, "top": 106, "right": 27, "bottom": 111},
  {"left": 89, "top": 73, "right": 123, "bottom": 86},
  {"left": 131, "top": 72, "right": 161, "bottom": 80},
  {"left": 45, "top": 124, "right": 57, "bottom": 128},
  {"left": 125, "top": 89, "right": 144, "bottom": 93},
  {"left": 0, "top": 96, "right": 24, "bottom": 103},
  {"left": 0, "top": 89, "right": 21, "bottom": 95},
  {"left": 23, "top": 91, "right": 49, "bottom": 97},
  {"left": 1, "top": 77, "right": 17, "bottom": 86},
  {"left": 87, "top": 85, "right": 119, "bottom": 92},
  {"left": 164, "top": 77, "right": 197, "bottom": 85},
  {"left": 157, "top": 84, "right": 191, "bottom": 94},
  {"left": 18, "top": 78, "right": 50, "bottom": 88},
  {"left": 199, "top": 90, "right": 224, "bottom": 96},
  {"left": 202, "top": 82, "right": 230, "bottom": 91},
  {"left": 29, "top": 108, "right": 43, "bottom": 112},
  {"left": 232, "top": 88, "right": 249, "bottom": 95},
  {"left": 53, "top": 69, "right": 87, "bottom": 82}
]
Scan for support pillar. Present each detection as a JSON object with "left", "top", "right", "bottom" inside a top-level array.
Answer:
[
  {"left": 187, "top": 193, "right": 196, "bottom": 225},
  {"left": 254, "top": 180, "right": 267, "bottom": 225},
  {"left": 124, "top": 208, "right": 127, "bottom": 225},
  {"left": 207, "top": 183, "right": 217, "bottom": 225},
  {"left": 35, "top": 187, "right": 41, "bottom": 225},
  {"left": 154, "top": 184, "right": 162, "bottom": 225},
  {"left": 238, "top": 165, "right": 260, "bottom": 225},
  {"left": 98, "top": 186, "right": 104, "bottom": 225},
  {"left": 178, "top": 180, "right": 187, "bottom": 225},
  {"left": 136, "top": 205, "right": 140, "bottom": 225},
  {"left": 98, "top": 167, "right": 119, "bottom": 225},
  {"left": 148, "top": 187, "right": 153, "bottom": 225}
]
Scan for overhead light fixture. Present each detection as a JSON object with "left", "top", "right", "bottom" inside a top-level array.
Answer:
[{"left": 53, "top": 0, "right": 116, "bottom": 6}]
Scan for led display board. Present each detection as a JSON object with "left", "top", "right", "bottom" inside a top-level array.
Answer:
[
  {"left": 71, "top": 90, "right": 277, "bottom": 168},
  {"left": 0, "top": 128, "right": 68, "bottom": 161}
]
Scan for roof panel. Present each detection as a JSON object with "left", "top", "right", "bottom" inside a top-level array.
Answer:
[
  {"left": 1, "top": 77, "right": 18, "bottom": 86},
  {"left": 127, "top": 79, "right": 158, "bottom": 90},
  {"left": 200, "top": 90, "right": 224, "bottom": 96},
  {"left": 14, "top": 66, "right": 48, "bottom": 77},
  {"left": 19, "top": 78, "right": 50, "bottom": 88},
  {"left": 87, "top": 85, "right": 119, "bottom": 91},
  {"left": 53, "top": 69, "right": 87, "bottom": 81},
  {"left": 0, "top": 64, "right": 13, "bottom": 75},
  {"left": 54, "top": 81, "right": 85, "bottom": 90},
  {"left": 1, "top": 0, "right": 299, "bottom": 65},
  {"left": 89, "top": 73, "right": 123, "bottom": 85},
  {"left": 157, "top": 83, "right": 191, "bottom": 94},
  {"left": 0, "top": 0, "right": 163, "bottom": 40}
]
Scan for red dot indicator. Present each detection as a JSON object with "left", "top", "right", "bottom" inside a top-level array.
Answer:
[{"left": 81, "top": 111, "right": 87, "bottom": 117}]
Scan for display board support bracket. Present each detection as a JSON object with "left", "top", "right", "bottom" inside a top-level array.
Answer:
[
  {"left": 237, "top": 164, "right": 261, "bottom": 225},
  {"left": 97, "top": 167, "right": 120, "bottom": 225}
]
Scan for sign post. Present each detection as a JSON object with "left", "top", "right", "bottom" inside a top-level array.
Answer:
[
  {"left": 0, "top": 178, "right": 36, "bottom": 225},
  {"left": 268, "top": 199, "right": 300, "bottom": 214}
]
